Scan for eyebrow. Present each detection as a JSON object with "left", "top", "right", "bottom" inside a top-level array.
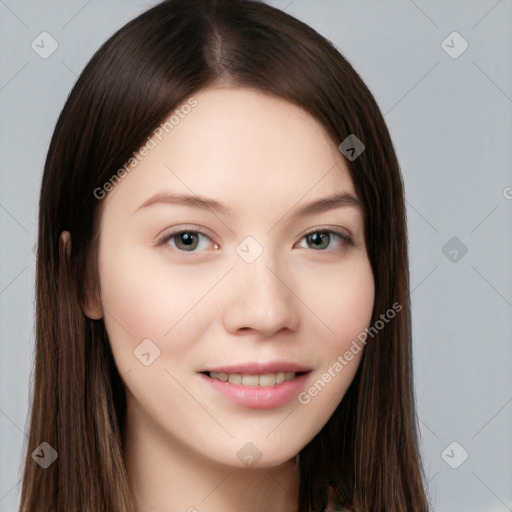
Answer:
[{"left": 134, "top": 191, "right": 363, "bottom": 218}]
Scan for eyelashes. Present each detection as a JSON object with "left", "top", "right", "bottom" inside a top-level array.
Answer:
[
  {"left": 297, "top": 229, "right": 353, "bottom": 251},
  {"left": 158, "top": 227, "right": 354, "bottom": 254},
  {"left": 161, "top": 230, "right": 215, "bottom": 253}
]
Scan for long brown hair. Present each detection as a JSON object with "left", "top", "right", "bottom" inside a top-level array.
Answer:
[{"left": 20, "top": 0, "right": 430, "bottom": 510}]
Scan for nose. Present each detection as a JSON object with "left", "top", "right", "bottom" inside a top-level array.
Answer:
[{"left": 221, "top": 251, "right": 301, "bottom": 338}]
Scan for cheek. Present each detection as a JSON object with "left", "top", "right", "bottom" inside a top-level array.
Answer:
[
  {"left": 294, "top": 258, "right": 374, "bottom": 415},
  {"left": 305, "top": 255, "right": 375, "bottom": 350},
  {"left": 97, "top": 244, "right": 221, "bottom": 366}
]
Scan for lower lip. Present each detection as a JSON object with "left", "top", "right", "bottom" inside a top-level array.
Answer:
[{"left": 199, "top": 372, "right": 310, "bottom": 410}]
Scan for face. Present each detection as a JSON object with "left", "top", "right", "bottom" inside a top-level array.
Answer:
[{"left": 84, "top": 86, "right": 375, "bottom": 468}]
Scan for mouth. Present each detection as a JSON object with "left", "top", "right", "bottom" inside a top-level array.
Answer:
[
  {"left": 200, "top": 370, "right": 310, "bottom": 387},
  {"left": 198, "top": 367, "right": 313, "bottom": 409}
]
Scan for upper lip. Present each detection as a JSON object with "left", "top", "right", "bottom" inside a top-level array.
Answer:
[{"left": 200, "top": 361, "right": 313, "bottom": 374}]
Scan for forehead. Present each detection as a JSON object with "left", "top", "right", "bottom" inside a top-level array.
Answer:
[{"left": 103, "top": 86, "right": 358, "bottom": 220}]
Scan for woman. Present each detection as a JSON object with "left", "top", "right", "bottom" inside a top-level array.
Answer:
[{"left": 20, "top": 0, "right": 430, "bottom": 510}]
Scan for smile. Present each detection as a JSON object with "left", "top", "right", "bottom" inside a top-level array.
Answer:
[{"left": 199, "top": 369, "right": 312, "bottom": 409}]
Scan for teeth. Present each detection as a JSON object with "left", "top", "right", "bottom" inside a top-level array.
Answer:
[
  {"left": 209, "top": 371, "right": 297, "bottom": 386},
  {"left": 241, "top": 374, "right": 259, "bottom": 386},
  {"left": 259, "top": 374, "right": 275, "bottom": 386},
  {"left": 228, "top": 374, "right": 242, "bottom": 385}
]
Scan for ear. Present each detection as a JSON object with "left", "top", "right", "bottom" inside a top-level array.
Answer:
[
  {"left": 81, "top": 283, "right": 104, "bottom": 320},
  {"left": 73, "top": 234, "right": 104, "bottom": 320}
]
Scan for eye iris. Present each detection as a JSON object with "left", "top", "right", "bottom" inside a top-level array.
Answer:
[
  {"left": 175, "top": 232, "right": 199, "bottom": 251},
  {"left": 308, "top": 232, "right": 329, "bottom": 250}
]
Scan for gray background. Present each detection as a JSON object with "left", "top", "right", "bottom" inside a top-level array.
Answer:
[{"left": 1, "top": 1, "right": 511, "bottom": 511}]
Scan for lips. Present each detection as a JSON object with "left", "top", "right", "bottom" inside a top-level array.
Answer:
[
  {"left": 198, "top": 362, "right": 313, "bottom": 407},
  {"left": 199, "top": 365, "right": 312, "bottom": 409}
]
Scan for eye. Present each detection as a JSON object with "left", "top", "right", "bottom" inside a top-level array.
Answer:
[
  {"left": 296, "top": 229, "right": 353, "bottom": 251},
  {"left": 158, "top": 226, "right": 353, "bottom": 254},
  {"left": 160, "top": 229, "right": 218, "bottom": 253}
]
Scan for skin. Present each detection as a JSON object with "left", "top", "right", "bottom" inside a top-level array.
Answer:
[{"left": 81, "top": 85, "right": 375, "bottom": 512}]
